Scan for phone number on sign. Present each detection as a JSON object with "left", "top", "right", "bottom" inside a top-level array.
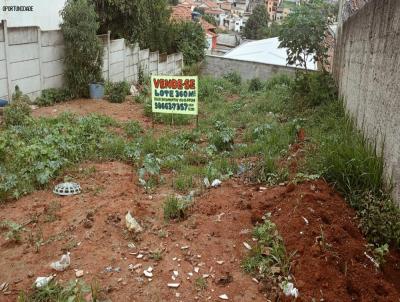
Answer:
[{"left": 154, "top": 102, "right": 191, "bottom": 111}]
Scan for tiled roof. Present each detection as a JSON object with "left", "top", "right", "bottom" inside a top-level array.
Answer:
[
  {"left": 204, "top": 8, "right": 225, "bottom": 15},
  {"left": 171, "top": 5, "right": 192, "bottom": 21},
  {"left": 171, "top": 4, "right": 217, "bottom": 37},
  {"left": 203, "top": 0, "right": 219, "bottom": 9}
]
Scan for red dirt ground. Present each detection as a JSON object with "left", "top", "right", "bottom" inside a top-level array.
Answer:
[
  {"left": 0, "top": 162, "right": 399, "bottom": 301},
  {"left": 31, "top": 99, "right": 197, "bottom": 134},
  {"left": 0, "top": 100, "right": 399, "bottom": 301},
  {"left": 32, "top": 99, "right": 148, "bottom": 123}
]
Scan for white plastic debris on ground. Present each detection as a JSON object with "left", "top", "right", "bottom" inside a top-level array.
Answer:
[
  {"left": 125, "top": 212, "right": 143, "bottom": 233},
  {"left": 35, "top": 276, "right": 54, "bottom": 288},
  {"left": 282, "top": 281, "right": 299, "bottom": 298},
  {"left": 211, "top": 179, "right": 222, "bottom": 188},
  {"left": 203, "top": 177, "right": 211, "bottom": 188},
  {"left": 50, "top": 252, "right": 70, "bottom": 271},
  {"left": 130, "top": 85, "right": 139, "bottom": 97}
]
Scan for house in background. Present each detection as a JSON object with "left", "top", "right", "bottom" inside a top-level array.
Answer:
[
  {"left": 171, "top": 4, "right": 218, "bottom": 51},
  {"left": 223, "top": 37, "right": 317, "bottom": 70}
]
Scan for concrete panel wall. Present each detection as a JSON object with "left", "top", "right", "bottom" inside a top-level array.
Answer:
[
  {"left": 0, "top": 23, "right": 6, "bottom": 100},
  {"left": 0, "top": 22, "right": 184, "bottom": 101},
  {"left": 201, "top": 55, "right": 297, "bottom": 81},
  {"left": 333, "top": 0, "right": 400, "bottom": 204}
]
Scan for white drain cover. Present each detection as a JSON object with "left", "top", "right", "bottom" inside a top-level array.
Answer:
[{"left": 53, "top": 182, "right": 81, "bottom": 196}]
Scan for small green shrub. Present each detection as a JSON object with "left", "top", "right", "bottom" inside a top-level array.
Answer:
[
  {"left": 223, "top": 72, "right": 241, "bottom": 86},
  {"left": 0, "top": 220, "right": 24, "bottom": 242},
  {"left": 106, "top": 81, "right": 130, "bottom": 103},
  {"left": 371, "top": 243, "right": 389, "bottom": 267},
  {"left": 35, "top": 88, "right": 72, "bottom": 107},
  {"left": 124, "top": 121, "right": 143, "bottom": 137},
  {"left": 173, "top": 175, "right": 194, "bottom": 192},
  {"left": 194, "top": 277, "right": 207, "bottom": 291},
  {"left": 291, "top": 71, "right": 337, "bottom": 107},
  {"left": 248, "top": 78, "right": 263, "bottom": 92},
  {"left": 208, "top": 120, "right": 235, "bottom": 151},
  {"left": 319, "top": 122, "right": 385, "bottom": 198},
  {"left": 264, "top": 74, "right": 293, "bottom": 90},
  {"left": 17, "top": 279, "right": 96, "bottom": 302},
  {"left": 357, "top": 193, "right": 400, "bottom": 247},
  {"left": 149, "top": 249, "right": 163, "bottom": 261},
  {"left": 163, "top": 196, "right": 190, "bottom": 221},
  {"left": 3, "top": 86, "right": 32, "bottom": 126},
  {"left": 138, "top": 153, "right": 162, "bottom": 191},
  {"left": 243, "top": 214, "right": 292, "bottom": 282}
]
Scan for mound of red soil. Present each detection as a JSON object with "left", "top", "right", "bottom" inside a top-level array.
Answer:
[{"left": 0, "top": 163, "right": 398, "bottom": 301}]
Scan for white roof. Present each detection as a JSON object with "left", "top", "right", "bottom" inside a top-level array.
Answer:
[{"left": 223, "top": 37, "right": 317, "bottom": 70}]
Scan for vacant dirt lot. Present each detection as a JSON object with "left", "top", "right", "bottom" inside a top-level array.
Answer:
[{"left": 1, "top": 99, "right": 399, "bottom": 301}]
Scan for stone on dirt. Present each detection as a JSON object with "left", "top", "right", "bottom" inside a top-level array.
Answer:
[
  {"left": 75, "top": 270, "right": 84, "bottom": 278},
  {"left": 125, "top": 212, "right": 143, "bottom": 233}
]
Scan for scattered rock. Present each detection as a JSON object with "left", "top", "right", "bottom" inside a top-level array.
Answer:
[
  {"left": 216, "top": 272, "right": 233, "bottom": 286},
  {"left": 219, "top": 294, "right": 229, "bottom": 300},
  {"left": 215, "top": 213, "right": 225, "bottom": 222},
  {"left": 302, "top": 216, "right": 309, "bottom": 225},
  {"left": 104, "top": 266, "right": 121, "bottom": 273},
  {"left": 143, "top": 267, "right": 153, "bottom": 278},
  {"left": 168, "top": 283, "right": 180, "bottom": 288},
  {"left": 0, "top": 282, "right": 9, "bottom": 292},
  {"left": 83, "top": 218, "right": 93, "bottom": 229},
  {"left": 125, "top": 212, "right": 143, "bottom": 233},
  {"left": 75, "top": 270, "right": 84, "bottom": 278},
  {"left": 243, "top": 242, "right": 252, "bottom": 250}
]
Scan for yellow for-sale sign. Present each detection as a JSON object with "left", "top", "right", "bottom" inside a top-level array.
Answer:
[{"left": 151, "top": 75, "right": 198, "bottom": 115}]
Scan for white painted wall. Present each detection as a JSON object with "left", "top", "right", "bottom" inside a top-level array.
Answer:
[{"left": 0, "top": 0, "right": 66, "bottom": 30}]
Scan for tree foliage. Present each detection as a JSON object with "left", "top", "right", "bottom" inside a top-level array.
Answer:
[
  {"left": 243, "top": 4, "right": 269, "bottom": 40},
  {"left": 61, "top": 0, "right": 103, "bottom": 97},
  {"left": 92, "top": 0, "right": 172, "bottom": 53},
  {"left": 171, "top": 21, "right": 207, "bottom": 65},
  {"left": 278, "top": 0, "right": 334, "bottom": 70},
  {"left": 203, "top": 14, "right": 218, "bottom": 27}
]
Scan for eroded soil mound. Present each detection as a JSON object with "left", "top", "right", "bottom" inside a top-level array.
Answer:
[{"left": 0, "top": 163, "right": 399, "bottom": 301}]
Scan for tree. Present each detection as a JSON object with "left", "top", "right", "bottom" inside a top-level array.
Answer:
[
  {"left": 61, "top": 0, "right": 103, "bottom": 97},
  {"left": 278, "top": 0, "right": 334, "bottom": 70},
  {"left": 242, "top": 4, "right": 269, "bottom": 40},
  {"left": 193, "top": 7, "right": 205, "bottom": 15},
  {"left": 171, "top": 21, "right": 207, "bottom": 65},
  {"left": 203, "top": 14, "right": 218, "bottom": 27},
  {"left": 91, "top": 0, "right": 172, "bottom": 53}
]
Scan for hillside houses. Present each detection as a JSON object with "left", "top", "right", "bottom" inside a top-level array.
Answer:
[{"left": 171, "top": 3, "right": 218, "bottom": 50}]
